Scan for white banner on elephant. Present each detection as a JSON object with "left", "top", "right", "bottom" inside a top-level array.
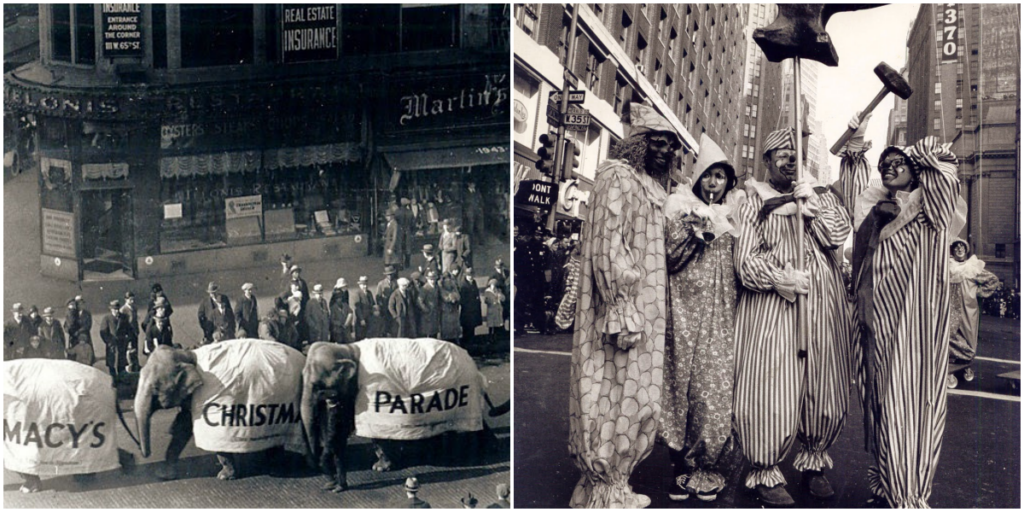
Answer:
[
  {"left": 4, "top": 360, "right": 120, "bottom": 475},
  {"left": 354, "top": 338, "right": 487, "bottom": 440},
  {"left": 190, "top": 339, "right": 305, "bottom": 453}
]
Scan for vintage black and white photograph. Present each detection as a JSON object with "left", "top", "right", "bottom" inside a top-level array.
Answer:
[
  {"left": 4, "top": 4, "right": 511, "bottom": 508},
  {"left": 513, "top": 3, "right": 1020, "bottom": 508}
]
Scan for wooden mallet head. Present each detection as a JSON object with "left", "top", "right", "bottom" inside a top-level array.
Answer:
[{"left": 874, "top": 62, "right": 912, "bottom": 99}]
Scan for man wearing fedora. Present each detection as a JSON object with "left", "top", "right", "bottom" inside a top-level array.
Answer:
[
  {"left": 384, "top": 210, "right": 402, "bottom": 268},
  {"left": 5, "top": 303, "right": 34, "bottom": 360},
  {"left": 399, "top": 476, "right": 431, "bottom": 508},
  {"left": 145, "top": 307, "right": 174, "bottom": 355},
  {"left": 100, "top": 299, "right": 133, "bottom": 377},
  {"left": 143, "top": 283, "right": 173, "bottom": 332},
  {"left": 329, "top": 278, "right": 355, "bottom": 344},
  {"left": 237, "top": 283, "right": 259, "bottom": 338},
  {"left": 306, "top": 284, "right": 332, "bottom": 344},
  {"left": 389, "top": 277, "right": 418, "bottom": 338},
  {"left": 418, "top": 270, "right": 442, "bottom": 338},
  {"left": 377, "top": 265, "right": 400, "bottom": 337},
  {"left": 418, "top": 244, "right": 441, "bottom": 285},
  {"left": 396, "top": 197, "right": 416, "bottom": 269},
  {"left": 198, "top": 282, "right": 236, "bottom": 344},
  {"left": 458, "top": 267, "right": 483, "bottom": 347},
  {"left": 37, "top": 306, "right": 65, "bottom": 358},
  {"left": 353, "top": 276, "right": 375, "bottom": 341}
]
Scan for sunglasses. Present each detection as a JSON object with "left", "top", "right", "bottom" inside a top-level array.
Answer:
[{"left": 879, "top": 157, "right": 908, "bottom": 174}]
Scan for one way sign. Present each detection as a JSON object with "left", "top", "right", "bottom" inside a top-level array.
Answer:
[{"left": 548, "top": 90, "right": 586, "bottom": 104}]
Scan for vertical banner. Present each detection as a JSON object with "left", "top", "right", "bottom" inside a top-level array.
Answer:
[
  {"left": 940, "top": 4, "right": 959, "bottom": 63},
  {"left": 281, "top": 5, "right": 338, "bottom": 63},
  {"left": 102, "top": 4, "right": 143, "bottom": 57}
]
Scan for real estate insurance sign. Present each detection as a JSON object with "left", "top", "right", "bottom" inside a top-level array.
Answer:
[{"left": 281, "top": 4, "right": 338, "bottom": 63}]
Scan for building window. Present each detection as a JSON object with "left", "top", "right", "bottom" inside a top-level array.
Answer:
[
  {"left": 636, "top": 33, "right": 648, "bottom": 66},
  {"left": 934, "top": 100, "right": 942, "bottom": 112},
  {"left": 744, "top": 124, "right": 749, "bottom": 137},
  {"left": 955, "top": 117, "right": 962, "bottom": 129},
  {"left": 934, "top": 118, "right": 941, "bottom": 130},
  {"left": 401, "top": 5, "right": 460, "bottom": 51},
  {"left": 745, "top": 105, "right": 751, "bottom": 116},
  {"left": 957, "top": 62, "right": 963, "bottom": 75},
  {"left": 751, "top": 104, "right": 757, "bottom": 118},
  {"left": 586, "top": 44, "right": 603, "bottom": 91},
  {"left": 614, "top": 75, "right": 629, "bottom": 116},
  {"left": 753, "top": 83, "right": 759, "bottom": 97},
  {"left": 343, "top": 5, "right": 400, "bottom": 55},
  {"left": 152, "top": 4, "right": 167, "bottom": 68},
  {"left": 515, "top": 4, "right": 539, "bottom": 36},
  {"left": 49, "top": 4, "right": 94, "bottom": 65},
  {"left": 995, "top": 244, "right": 1006, "bottom": 258},
  {"left": 620, "top": 10, "right": 632, "bottom": 46},
  {"left": 956, "top": 98, "right": 963, "bottom": 109},
  {"left": 750, "top": 124, "right": 755, "bottom": 138},
  {"left": 668, "top": 26, "right": 677, "bottom": 59},
  {"left": 180, "top": 5, "right": 255, "bottom": 67},
  {"left": 935, "top": 82, "right": 941, "bottom": 94}
]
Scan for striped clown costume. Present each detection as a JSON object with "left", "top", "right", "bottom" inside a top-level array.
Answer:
[
  {"left": 732, "top": 127, "right": 853, "bottom": 490},
  {"left": 851, "top": 137, "right": 965, "bottom": 508}
]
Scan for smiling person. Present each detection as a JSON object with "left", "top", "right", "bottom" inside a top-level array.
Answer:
[
  {"left": 848, "top": 113, "right": 967, "bottom": 508},
  {"left": 568, "top": 102, "right": 675, "bottom": 508},
  {"left": 660, "top": 133, "right": 746, "bottom": 502},
  {"left": 732, "top": 127, "right": 852, "bottom": 506}
]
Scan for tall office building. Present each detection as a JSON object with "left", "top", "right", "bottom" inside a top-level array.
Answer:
[
  {"left": 513, "top": 4, "right": 748, "bottom": 235},
  {"left": 899, "top": 3, "right": 1019, "bottom": 285},
  {"left": 737, "top": 3, "right": 784, "bottom": 182}
]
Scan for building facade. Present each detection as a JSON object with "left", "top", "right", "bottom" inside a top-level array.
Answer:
[
  {"left": 513, "top": 3, "right": 750, "bottom": 237},
  {"left": 900, "top": 3, "right": 1020, "bottom": 285},
  {"left": 737, "top": 3, "right": 784, "bottom": 182},
  {"left": 5, "top": 4, "right": 510, "bottom": 282}
]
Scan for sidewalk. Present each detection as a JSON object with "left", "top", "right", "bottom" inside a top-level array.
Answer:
[{"left": 4, "top": 169, "right": 510, "bottom": 350}]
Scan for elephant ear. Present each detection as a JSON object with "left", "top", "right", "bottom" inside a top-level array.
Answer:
[
  {"left": 336, "top": 359, "right": 359, "bottom": 395},
  {"left": 157, "top": 363, "right": 203, "bottom": 408}
]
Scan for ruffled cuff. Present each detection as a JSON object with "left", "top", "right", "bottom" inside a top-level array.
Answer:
[
  {"left": 840, "top": 138, "right": 873, "bottom": 156},
  {"left": 773, "top": 268, "right": 798, "bottom": 303},
  {"left": 744, "top": 465, "right": 786, "bottom": 489},
  {"left": 685, "top": 469, "right": 726, "bottom": 496},
  {"left": 602, "top": 296, "right": 643, "bottom": 337},
  {"left": 793, "top": 449, "right": 834, "bottom": 473}
]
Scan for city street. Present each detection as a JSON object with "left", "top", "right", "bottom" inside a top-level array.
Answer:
[
  {"left": 4, "top": 166, "right": 512, "bottom": 508},
  {"left": 513, "top": 316, "right": 1021, "bottom": 508}
]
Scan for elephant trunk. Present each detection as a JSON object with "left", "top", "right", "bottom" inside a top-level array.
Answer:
[
  {"left": 134, "top": 377, "right": 154, "bottom": 458},
  {"left": 300, "top": 372, "right": 319, "bottom": 463}
]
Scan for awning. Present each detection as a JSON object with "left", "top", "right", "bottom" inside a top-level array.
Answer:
[{"left": 383, "top": 145, "right": 509, "bottom": 172}]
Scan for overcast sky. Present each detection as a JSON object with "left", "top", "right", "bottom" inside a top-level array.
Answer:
[{"left": 812, "top": 3, "right": 922, "bottom": 183}]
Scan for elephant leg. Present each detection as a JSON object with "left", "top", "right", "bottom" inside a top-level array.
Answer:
[
  {"left": 329, "top": 419, "right": 350, "bottom": 492},
  {"left": 158, "top": 407, "right": 193, "bottom": 480},
  {"left": 17, "top": 472, "right": 41, "bottom": 493},
  {"left": 372, "top": 441, "right": 394, "bottom": 472},
  {"left": 216, "top": 453, "right": 237, "bottom": 480},
  {"left": 265, "top": 446, "right": 289, "bottom": 477}
]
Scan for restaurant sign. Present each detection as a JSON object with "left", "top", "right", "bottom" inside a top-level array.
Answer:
[{"left": 388, "top": 73, "right": 509, "bottom": 132}]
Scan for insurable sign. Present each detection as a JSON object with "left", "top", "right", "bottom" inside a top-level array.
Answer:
[
  {"left": 102, "top": 4, "right": 142, "bottom": 57},
  {"left": 281, "top": 5, "right": 338, "bottom": 63}
]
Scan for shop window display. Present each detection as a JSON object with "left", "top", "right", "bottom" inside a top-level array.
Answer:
[{"left": 158, "top": 164, "right": 370, "bottom": 253}]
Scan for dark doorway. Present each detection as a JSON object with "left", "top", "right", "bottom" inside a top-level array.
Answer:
[{"left": 80, "top": 188, "right": 133, "bottom": 279}]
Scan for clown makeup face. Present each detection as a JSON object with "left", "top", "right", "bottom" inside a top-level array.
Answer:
[
  {"left": 645, "top": 132, "right": 681, "bottom": 177},
  {"left": 953, "top": 244, "right": 968, "bottom": 262},
  {"left": 880, "top": 152, "right": 915, "bottom": 192},
  {"left": 700, "top": 166, "right": 730, "bottom": 204},
  {"left": 765, "top": 149, "right": 798, "bottom": 193}
]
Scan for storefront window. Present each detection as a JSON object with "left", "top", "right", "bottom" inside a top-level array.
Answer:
[
  {"left": 158, "top": 164, "right": 370, "bottom": 253},
  {"left": 401, "top": 5, "right": 460, "bottom": 51},
  {"left": 180, "top": 5, "right": 254, "bottom": 68}
]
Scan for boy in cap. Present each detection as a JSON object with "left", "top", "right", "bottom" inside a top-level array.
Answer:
[
  {"left": 122, "top": 292, "right": 141, "bottom": 371},
  {"left": 26, "top": 305, "right": 42, "bottom": 333},
  {"left": 419, "top": 244, "right": 440, "bottom": 283},
  {"left": 100, "top": 299, "right": 133, "bottom": 377},
  {"left": 352, "top": 276, "right": 375, "bottom": 341},
  {"left": 329, "top": 278, "right": 355, "bottom": 343},
  {"left": 19, "top": 335, "right": 51, "bottom": 359},
  {"left": 63, "top": 298, "right": 87, "bottom": 354}
]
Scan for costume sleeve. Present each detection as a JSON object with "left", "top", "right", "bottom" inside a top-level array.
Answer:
[
  {"left": 911, "top": 137, "right": 960, "bottom": 233},
  {"left": 838, "top": 140, "right": 873, "bottom": 221},
  {"left": 975, "top": 268, "right": 1001, "bottom": 298},
  {"left": 589, "top": 167, "right": 645, "bottom": 336},
  {"left": 734, "top": 198, "right": 785, "bottom": 293},
  {"left": 806, "top": 190, "right": 851, "bottom": 250},
  {"left": 664, "top": 214, "right": 704, "bottom": 275}
]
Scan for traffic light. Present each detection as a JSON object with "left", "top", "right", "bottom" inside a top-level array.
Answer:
[
  {"left": 563, "top": 140, "right": 581, "bottom": 179},
  {"left": 537, "top": 133, "right": 556, "bottom": 177}
]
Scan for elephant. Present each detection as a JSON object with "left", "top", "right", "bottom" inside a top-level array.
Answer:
[
  {"left": 301, "top": 338, "right": 505, "bottom": 493},
  {"left": 134, "top": 338, "right": 305, "bottom": 481}
]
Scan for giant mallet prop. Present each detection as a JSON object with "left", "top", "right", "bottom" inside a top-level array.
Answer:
[{"left": 829, "top": 62, "right": 912, "bottom": 154}]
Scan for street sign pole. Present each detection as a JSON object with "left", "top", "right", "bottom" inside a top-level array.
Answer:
[{"left": 547, "top": 3, "right": 580, "bottom": 233}]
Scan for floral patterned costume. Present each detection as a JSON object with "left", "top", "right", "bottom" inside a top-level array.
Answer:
[{"left": 568, "top": 159, "right": 667, "bottom": 508}]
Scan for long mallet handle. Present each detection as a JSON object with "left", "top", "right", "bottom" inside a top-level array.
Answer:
[
  {"left": 829, "top": 87, "right": 888, "bottom": 155},
  {"left": 793, "top": 57, "right": 808, "bottom": 359}
]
